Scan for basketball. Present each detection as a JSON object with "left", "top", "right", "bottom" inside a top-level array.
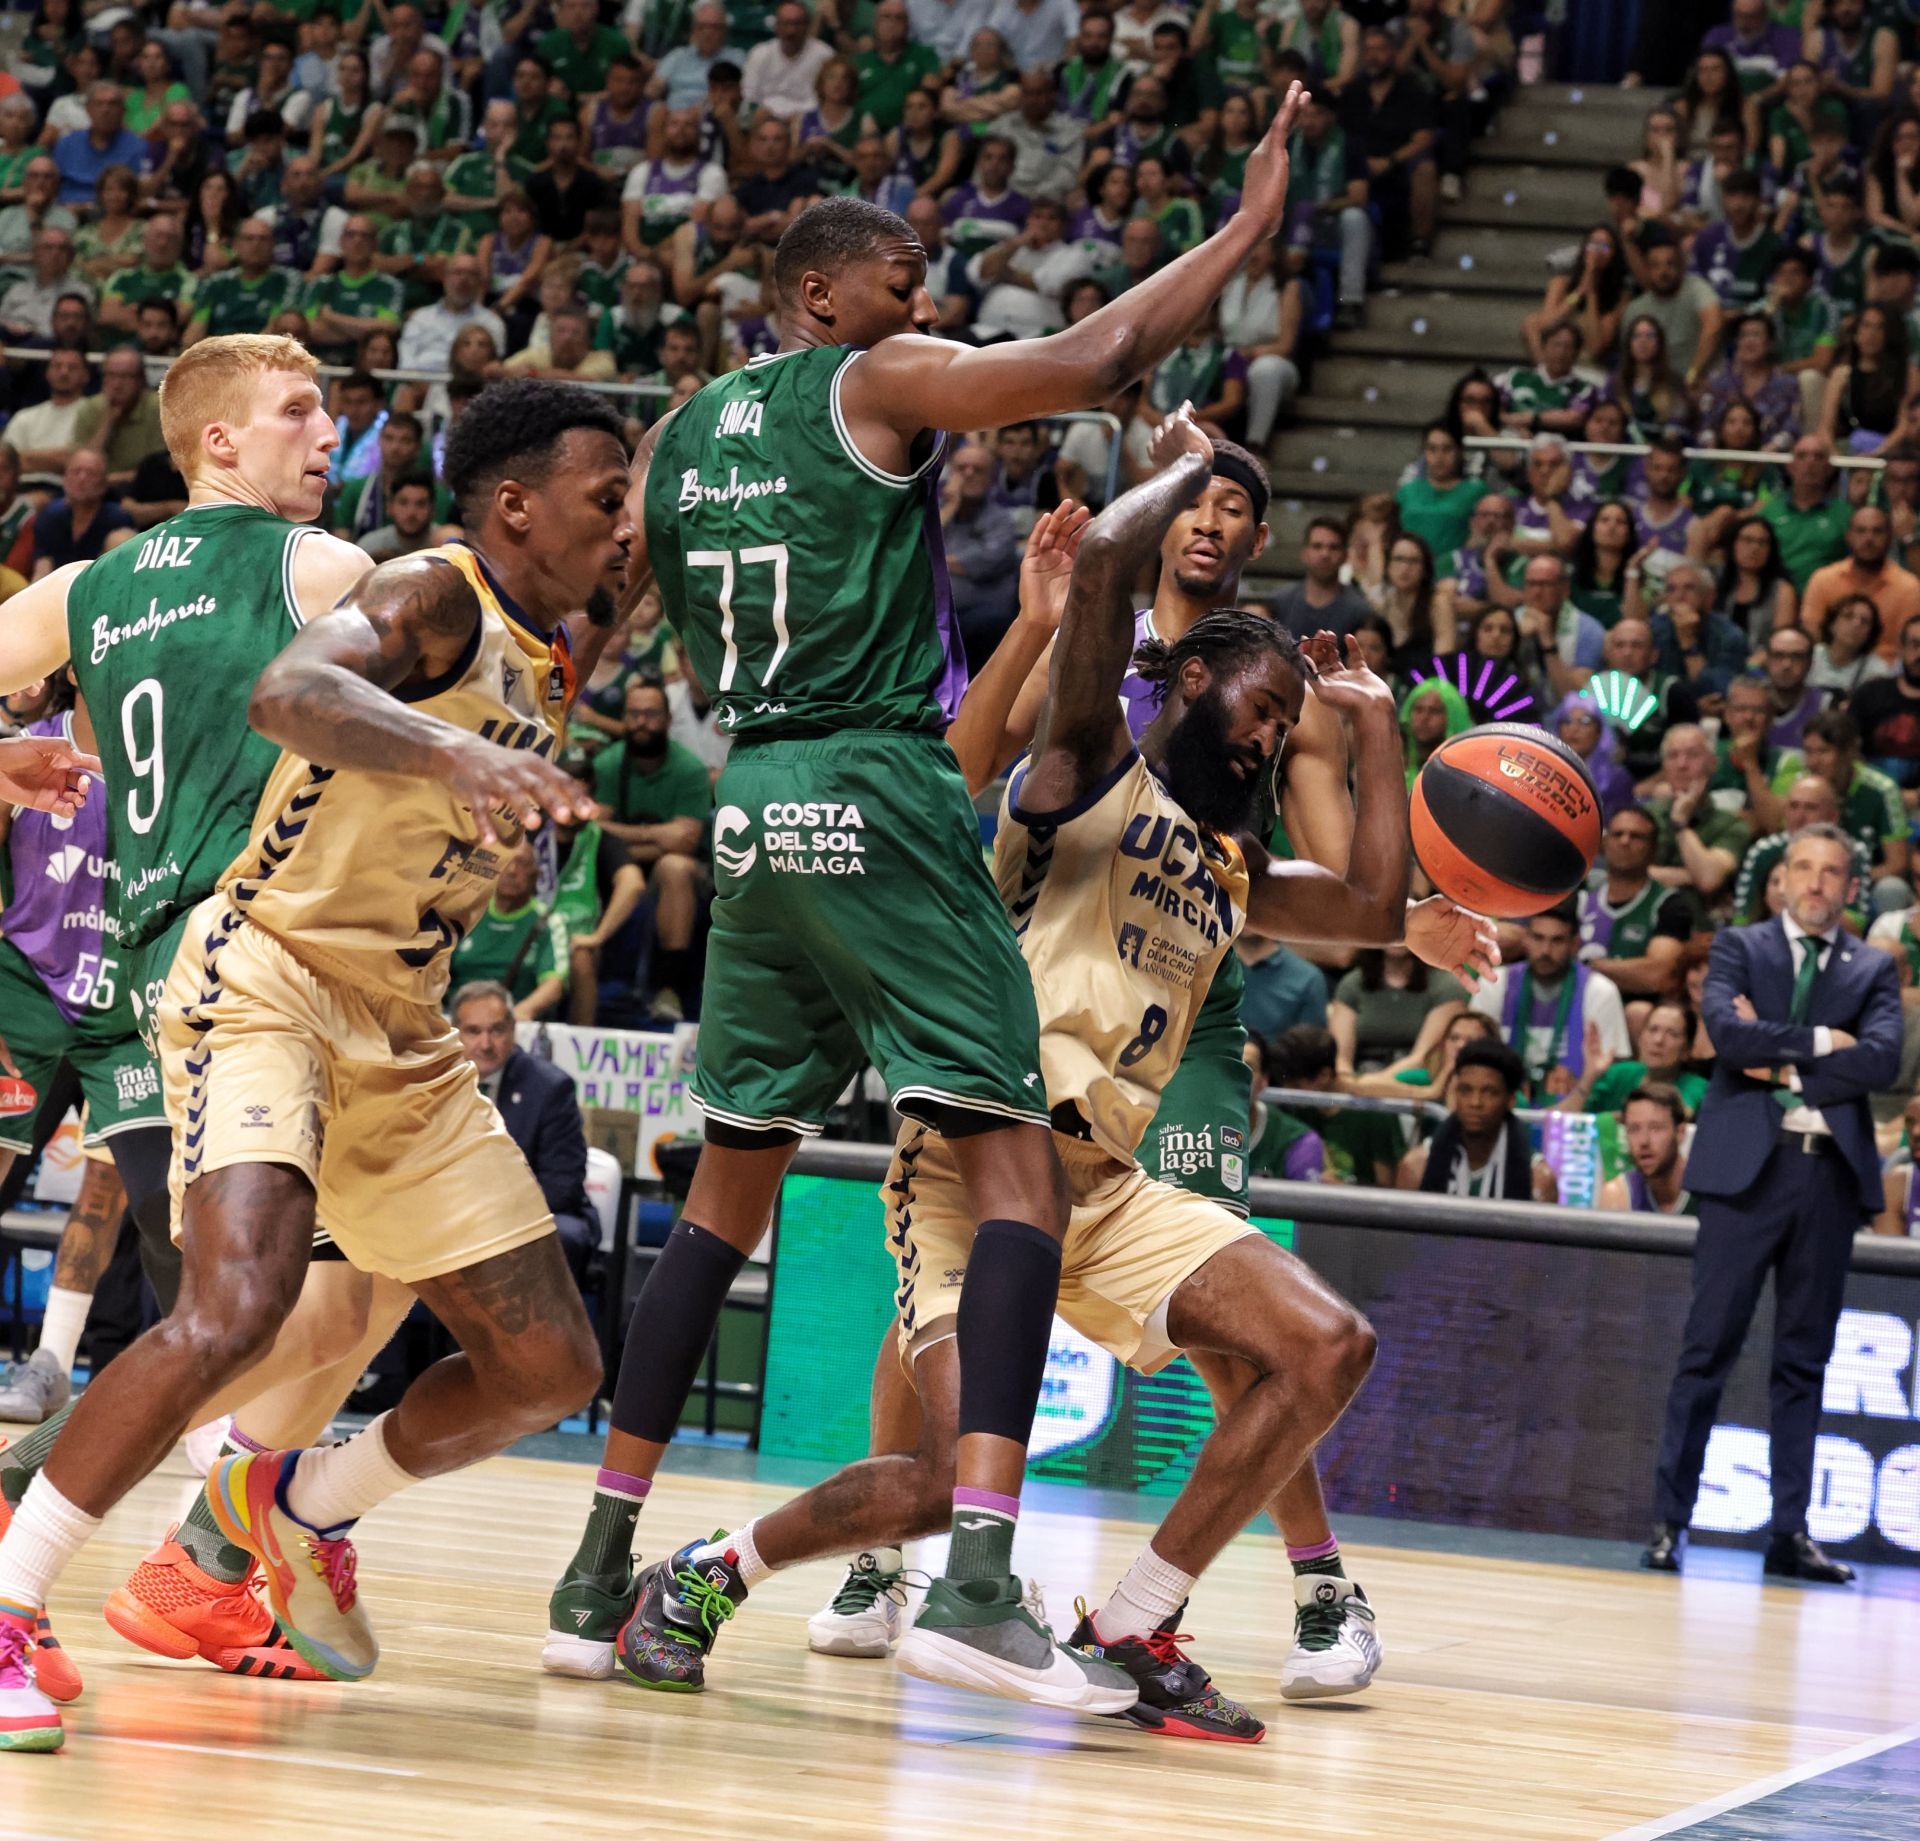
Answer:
[{"left": 1411, "top": 724, "right": 1601, "bottom": 920}]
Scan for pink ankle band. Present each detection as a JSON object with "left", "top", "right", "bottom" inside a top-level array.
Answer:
[
  {"left": 597, "top": 1467, "right": 652, "bottom": 1501},
  {"left": 1287, "top": 1535, "right": 1341, "bottom": 1563},
  {"left": 953, "top": 1486, "right": 1020, "bottom": 1518},
  {"left": 226, "top": 1424, "right": 270, "bottom": 1457}
]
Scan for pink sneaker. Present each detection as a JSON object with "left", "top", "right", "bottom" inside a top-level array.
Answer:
[{"left": 0, "top": 1610, "right": 63, "bottom": 1753}]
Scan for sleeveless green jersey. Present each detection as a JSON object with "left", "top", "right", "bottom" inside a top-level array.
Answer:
[
  {"left": 644, "top": 345, "right": 965, "bottom": 740},
  {"left": 66, "top": 502, "right": 315, "bottom": 949}
]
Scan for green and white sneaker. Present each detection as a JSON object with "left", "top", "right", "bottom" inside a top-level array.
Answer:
[
  {"left": 807, "top": 1547, "right": 910, "bottom": 1658},
  {"left": 1279, "top": 1574, "right": 1381, "bottom": 1701},
  {"left": 895, "top": 1575, "right": 1138, "bottom": 1714},
  {"left": 541, "top": 1568, "right": 639, "bottom": 1679}
]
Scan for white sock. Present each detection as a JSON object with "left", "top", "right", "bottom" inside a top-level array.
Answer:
[
  {"left": 283, "top": 1413, "right": 420, "bottom": 1536},
  {"left": 689, "top": 1520, "right": 773, "bottom": 1590},
  {"left": 34, "top": 1288, "right": 90, "bottom": 1375},
  {"left": 1097, "top": 1544, "right": 1197, "bottom": 1642},
  {"left": 0, "top": 1474, "right": 101, "bottom": 1618}
]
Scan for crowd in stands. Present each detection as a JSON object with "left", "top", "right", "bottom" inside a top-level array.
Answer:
[
  {"left": 1219, "top": 0, "right": 1920, "bottom": 1222},
  {"left": 10, "top": 0, "right": 1920, "bottom": 1223}
]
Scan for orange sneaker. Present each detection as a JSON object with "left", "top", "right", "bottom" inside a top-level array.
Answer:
[
  {"left": 104, "top": 1528, "right": 323, "bottom": 1681},
  {"left": 0, "top": 1498, "right": 80, "bottom": 1703}
]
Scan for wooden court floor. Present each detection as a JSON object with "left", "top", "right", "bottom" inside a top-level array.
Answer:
[{"left": 4, "top": 1448, "right": 1917, "bottom": 1841}]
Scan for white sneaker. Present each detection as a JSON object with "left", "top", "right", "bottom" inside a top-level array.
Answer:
[
  {"left": 0, "top": 1350, "right": 70, "bottom": 1426},
  {"left": 807, "top": 1547, "right": 907, "bottom": 1657},
  {"left": 1279, "top": 1574, "right": 1382, "bottom": 1701},
  {"left": 1440, "top": 172, "right": 1463, "bottom": 203},
  {"left": 182, "top": 1415, "right": 232, "bottom": 1477}
]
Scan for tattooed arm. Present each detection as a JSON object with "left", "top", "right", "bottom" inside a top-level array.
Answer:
[{"left": 249, "top": 552, "right": 590, "bottom": 845}]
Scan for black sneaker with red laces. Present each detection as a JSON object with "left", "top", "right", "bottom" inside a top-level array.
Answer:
[{"left": 1065, "top": 1599, "right": 1265, "bottom": 1743}]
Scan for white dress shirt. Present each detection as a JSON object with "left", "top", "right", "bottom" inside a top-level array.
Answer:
[{"left": 1777, "top": 914, "right": 1841, "bottom": 1135}]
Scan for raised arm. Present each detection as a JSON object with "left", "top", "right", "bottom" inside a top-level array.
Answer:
[
  {"left": 249, "top": 552, "right": 589, "bottom": 846},
  {"left": 945, "top": 499, "right": 1088, "bottom": 794},
  {"left": 1244, "top": 636, "right": 1412, "bottom": 947},
  {"left": 845, "top": 82, "right": 1311, "bottom": 438},
  {"left": 1020, "top": 409, "right": 1215, "bottom": 812}
]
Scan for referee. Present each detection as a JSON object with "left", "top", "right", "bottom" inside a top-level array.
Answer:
[{"left": 1645, "top": 823, "right": 1901, "bottom": 1583}]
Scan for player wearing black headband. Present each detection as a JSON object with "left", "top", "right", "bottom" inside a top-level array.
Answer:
[{"left": 794, "top": 434, "right": 1403, "bottom": 1717}]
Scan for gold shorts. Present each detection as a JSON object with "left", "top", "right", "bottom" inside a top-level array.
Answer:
[
  {"left": 157, "top": 896, "right": 554, "bottom": 1285},
  {"left": 886, "top": 1126, "right": 1257, "bottom": 1375}
]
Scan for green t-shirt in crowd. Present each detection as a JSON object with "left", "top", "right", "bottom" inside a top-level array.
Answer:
[
  {"left": 593, "top": 738, "right": 714, "bottom": 828},
  {"left": 1758, "top": 490, "right": 1851, "bottom": 590},
  {"left": 191, "top": 265, "right": 304, "bottom": 337},
  {"left": 1395, "top": 474, "right": 1482, "bottom": 562},
  {"left": 1586, "top": 1061, "right": 1709, "bottom": 1117},
  {"left": 1768, "top": 753, "right": 1907, "bottom": 861},
  {"left": 538, "top": 22, "right": 631, "bottom": 99},
  {"left": 853, "top": 43, "right": 941, "bottom": 132},
  {"left": 448, "top": 895, "right": 566, "bottom": 1003}
]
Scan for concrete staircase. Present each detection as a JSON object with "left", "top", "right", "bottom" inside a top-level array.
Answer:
[{"left": 1248, "top": 80, "right": 1653, "bottom": 592}]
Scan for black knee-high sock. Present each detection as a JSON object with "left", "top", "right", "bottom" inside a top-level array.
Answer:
[
  {"left": 110, "top": 1125, "right": 180, "bottom": 1315},
  {"left": 954, "top": 1218, "right": 1061, "bottom": 1446},
  {"left": 609, "top": 1219, "right": 748, "bottom": 1443}
]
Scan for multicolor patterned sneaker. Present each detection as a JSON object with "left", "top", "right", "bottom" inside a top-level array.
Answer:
[
  {"left": 104, "top": 1527, "right": 323, "bottom": 1680},
  {"left": 896, "top": 1575, "right": 1137, "bottom": 1714},
  {"left": 1066, "top": 1600, "right": 1264, "bottom": 1742},
  {"left": 615, "top": 1537, "right": 746, "bottom": 1692},
  {"left": 0, "top": 1499, "right": 79, "bottom": 1702},
  {"left": 0, "top": 1610, "right": 62, "bottom": 1753},
  {"left": 208, "top": 1450, "right": 377, "bottom": 1682},
  {"left": 807, "top": 1547, "right": 911, "bottom": 1658},
  {"left": 541, "top": 1568, "right": 640, "bottom": 1679},
  {"left": 1279, "top": 1573, "right": 1381, "bottom": 1701}
]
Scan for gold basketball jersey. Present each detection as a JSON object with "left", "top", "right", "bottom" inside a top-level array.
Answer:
[
  {"left": 218, "top": 542, "right": 573, "bottom": 1005},
  {"left": 996, "top": 750, "right": 1250, "bottom": 1166}
]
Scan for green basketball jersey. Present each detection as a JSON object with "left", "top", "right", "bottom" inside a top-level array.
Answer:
[
  {"left": 644, "top": 346, "right": 964, "bottom": 740},
  {"left": 66, "top": 502, "right": 313, "bottom": 949}
]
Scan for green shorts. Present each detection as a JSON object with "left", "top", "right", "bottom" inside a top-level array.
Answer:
[
  {"left": 695, "top": 732, "right": 1047, "bottom": 1136},
  {"left": 1142, "top": 958, "right": 1252, "bottom": 1215},
  {"left": 0, "top": 936, "right": 164, "bottom": 1154}
]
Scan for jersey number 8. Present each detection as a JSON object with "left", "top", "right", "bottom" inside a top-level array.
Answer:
[{"left": 1119, "top": 1004, "right": 1168, "bottom": 1067}]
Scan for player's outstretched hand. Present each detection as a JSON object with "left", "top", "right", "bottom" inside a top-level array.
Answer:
[
  {"left": 1017, "top": 498, "right": 1093, "bottom": 634},
  {"left": 1298, "top": 631, "right": 1393, "bottom": 714},
  {"left": 0, "top": 732, "right": 103, "bottom": 818},
  {"left": 1239, "top": 79, "right": 1310, "bottom": 229},
  {"left": 1405, "top": 895, "right": 1500, "bottom": 988},
  {"left": 443, "top": 734, "right": 594, "bottom": 846},
  {"left": 1148, "top": 400, "right": 1214, "bottom": 474}
]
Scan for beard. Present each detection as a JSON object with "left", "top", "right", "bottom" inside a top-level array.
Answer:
[
  {"left": 1171, "top": 559, "right": 1237, "bottom": 602},
  {"left": 1162, "top": 685, "right": 1257, "bottom": 833},
  {"left": 626, "top": 729, "right": 668, "bottom": 762},
  {"left": 1904, "top": 661, "right": 1920, "bottom": 689},
  {"left": 585, "top": 584, "right": 616, "bottom": 628}
]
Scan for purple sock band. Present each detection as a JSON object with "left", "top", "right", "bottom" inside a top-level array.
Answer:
[
  {"left": 597, "top": 1467, "right": 652, "bottom": 1501},
  {"left": 953, "top": 1486, "right": 1020, "bottom": 1518},
  {"left": 1287, "top": 1534, "right": 1341, "bottom": 1563},
  {"left": 227, "top": 1423, "right": 270, "bottom": 1457}
]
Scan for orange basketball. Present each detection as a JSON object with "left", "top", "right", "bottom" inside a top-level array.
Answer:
[{"left": 1410, "top": 723, "right": 1601, "bottom": 920}]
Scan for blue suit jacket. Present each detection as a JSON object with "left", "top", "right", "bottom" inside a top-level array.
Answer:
[
  {"left": 1684, "top": 917, "right": 1901, "bottom": 1219},
  {"left": 492, "top": 1047, "right": 591, "bottom": 1222}
]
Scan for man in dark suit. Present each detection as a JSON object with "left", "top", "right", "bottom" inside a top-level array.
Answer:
[
  {"left": 452, "top": 980, "right": 596, "bottom": 1283},
  {"left": 1645, "top": 823, "right": 1901, "bottom": 1582}
]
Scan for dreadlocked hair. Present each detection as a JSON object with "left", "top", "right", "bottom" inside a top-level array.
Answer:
[{"left": 1129, "top": 610, "right": 1302, "bottom": 710}]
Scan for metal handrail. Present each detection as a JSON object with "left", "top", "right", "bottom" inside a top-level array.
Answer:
[
  {"left": 1464, "top": 433, "right": 1889, "bottom": 473},
  {"left": 0, "top": 345, "right": 1126, "bottom": 497},
  {"left": 784, "top": 1137, "right": 1920, "bottom": 1275}
]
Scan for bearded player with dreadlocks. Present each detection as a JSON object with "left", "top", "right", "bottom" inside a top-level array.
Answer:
[{"left": 631, "top": 406, "right": 1496, "bottom": 1737}]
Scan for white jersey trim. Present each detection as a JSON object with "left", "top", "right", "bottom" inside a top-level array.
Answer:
[
  {"left": 281, "top": 524, "right": 325, "bottom": 631},
  {"left": 828, "top": 348, "right": 947, "bottom": 490}
]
